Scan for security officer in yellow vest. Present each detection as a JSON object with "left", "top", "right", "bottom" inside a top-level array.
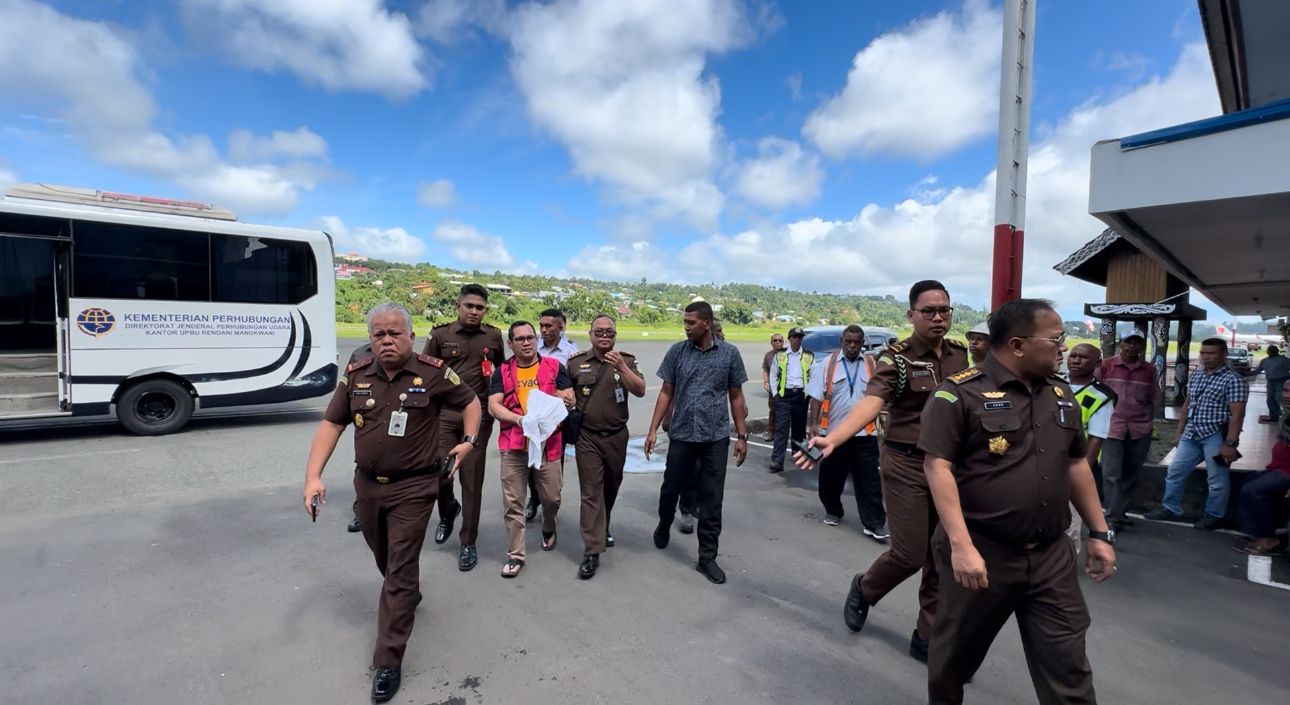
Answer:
[
  {"left": 769, "top": 327, "right": 813, "bottom": 472},
  {"left": 1067, "top": 343, "right": 1116, "bottom": 507}
]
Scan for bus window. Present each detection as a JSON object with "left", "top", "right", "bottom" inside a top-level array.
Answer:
[
  {"left": 72, "top": 221, "right": 209, "bottom": 301},
  {"left": 211, "top": 234, "right": 317, "bottom": 304}
]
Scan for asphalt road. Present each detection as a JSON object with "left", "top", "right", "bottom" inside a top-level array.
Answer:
[{"left": 1, "top": 339, "right": 1287, "bottom": 705}]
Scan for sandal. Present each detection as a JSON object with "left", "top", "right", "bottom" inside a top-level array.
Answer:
[
  {"left": 501, "top": 558, "right": 525, "bottom": 578},
  {"left": 541, "top": 531, "right": 557, "bottom": 551},
  {"left": 1233, "top": 543, "right": 1285, "bottom": 557}
]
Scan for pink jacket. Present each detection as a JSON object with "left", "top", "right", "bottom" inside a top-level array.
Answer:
[{"left": 496, "top": 356, "right": 563, "bottom": 462}]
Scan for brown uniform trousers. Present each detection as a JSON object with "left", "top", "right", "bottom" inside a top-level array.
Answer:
[
  {"left": 437, "top": 409, "right": 493, "bottom": 544},
  {"left": 861, "top": 442, "right": 940, "bottom": 640},
  {"left": 575, "top": 427, "right": 628, "bottom": 554},
  {"left": 354, "top": 471, "right": 441, "bottom": 668},
  {"left": 928, "top": 527, "right": 1095, "bottom": 705}
]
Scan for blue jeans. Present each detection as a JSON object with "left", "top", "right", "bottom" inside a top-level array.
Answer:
[{"left": 1161, "top": 433, "right": 1228, "bottom": 518}]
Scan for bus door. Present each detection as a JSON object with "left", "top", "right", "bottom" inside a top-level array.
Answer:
[{"left": 0, "top": 229, "right": 70, "bottom": 417}]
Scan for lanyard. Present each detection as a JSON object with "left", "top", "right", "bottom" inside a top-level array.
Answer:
[{"left": 840, "top": 356, "right": 860, "bottom": 396}]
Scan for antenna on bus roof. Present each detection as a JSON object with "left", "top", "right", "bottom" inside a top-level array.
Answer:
[{"left": 3, "top": 183, "right": 238, "bottom": 221}]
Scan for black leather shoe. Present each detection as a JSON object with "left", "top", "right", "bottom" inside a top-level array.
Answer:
[
  {"left": 525, "top": 498, "right": 540, "bottom": 523},
  {"left": 578, "top": 554, "right": 600, "bottom": 580},
  {"left": 843, "top": 573, "right": 870, "bottom": 632},
  {"left": 458, "top": 544, "right": 478, "bottom": 572},
  {"left": 605, "top": 533, "right": 615, "bottom": 548},
  {"left": 696, "top": 558, "right": 726, "bottom": 584},
  {"left": 909, "top": 630, "right": 929, "bottom": 663},
  {"left": 653, "top": 521, "right": 670, "bottom": 549},
  {"left": 435, "top": 500, "right": 460, "bottom": 545},
  {"left": 347, "top": 514, "right": 362, "bottom": 533},
  {"left": 371, "top": 666, "right": 400, "bottom": 703}
]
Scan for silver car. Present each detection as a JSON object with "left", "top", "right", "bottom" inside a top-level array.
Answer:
[{"left": 800, "top": 325, "right": 899, "bottom": 357}]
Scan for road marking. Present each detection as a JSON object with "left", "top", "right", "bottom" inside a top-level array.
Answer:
[
  {"left": 1247, "top": 555, "right": 1290, "bottom": 591},
  {"left": 0, "top": 448, "right": 141, "bottom": 465}
]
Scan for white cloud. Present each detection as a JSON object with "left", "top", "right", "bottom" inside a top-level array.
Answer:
[
  {"left": 734, "top": 137, "right": 823, "bottom": 209},
  {"left": 432, "top": 221, "right": 540, "bottom": 273},
  {"left": 507, "top": 0, "right": 750, "bottom": 229},
  {"left": 572, "top": 42, "right": 1220, "bottom": 314},
  {"left": 803, "top": 0, "right": 1001, "bottom": 161},
  {"left": 228, "top": 127, "right": 328, "bottom": 163},
  {"left": 416, "top": 0, "right": 509, "bottom": 44},
  {"left": 180, "top": 0, "right": 426, "bottom": 99},
  {"left": 318, "top": 215, "right": 427, "bottom": 263},
  {"left": 0, "top": 0, "right": 330, "bottom": 217},
  {"left": 0, "top": 163, "right": 18, "bottom": 191},
  {"left": 417, "top": 179, "right": 459, "bottom": 209}
]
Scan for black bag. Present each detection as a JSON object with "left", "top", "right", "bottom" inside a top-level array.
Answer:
[{"left": 564, "top": 361, "right": 610, "bottom": 445}]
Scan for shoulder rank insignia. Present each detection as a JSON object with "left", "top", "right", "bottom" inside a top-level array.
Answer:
[
  {"left": 988, "top": 436, "right": 1008, "bottom": 455},
  {"left": 982, "top": 391, "right": 1005, "bottom": 399},
  {"left": 346, "top": 357, "right": 373, "bottom": 374},
  {"left": 444, "top": 367, "right": 462, "bottom": 385},
  {"left": 417, "top": 353, "right": 445, "bottom": 368},
  {"left": 947, "top": 367, "right": 983, "bottom": 385},
  {"left": 888, "top": 340, "right": 910, "bottom": 353}
]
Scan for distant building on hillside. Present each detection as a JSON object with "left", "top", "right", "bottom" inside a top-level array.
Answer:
[
  {"left": 486, "top": 283, "right": 513, "bottom": 296},
  {"left": 411, "top": 282, "right": 435, "bottom": 295},
  {"left": 335, "top": 264, "right": 372, "bottom": 279},
  {"left": 337, "top": 252, "right": 368, "bottom": 263}
]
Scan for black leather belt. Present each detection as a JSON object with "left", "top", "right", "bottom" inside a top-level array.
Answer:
[
  {"left": 361, "top": 461, "right": 443, "bottom": 484},
  {"left": 883, "top": 440, "right": 923, "bottom": 456}
]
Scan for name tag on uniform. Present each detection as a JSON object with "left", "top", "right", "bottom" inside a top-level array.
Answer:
[
  {"left": 388, "top": 410, "right": 408, "bottom": 437},
  {"left": 352, "top": 389, "right": 372, "bottom": 396},
  {"left": 983, "top": 401, "right": 1011, "bottom": 410},
  {"left": 407, "top": 387, "right": 426, "bottom": 393},
  {"left": 911, "top": 370, "right": 932, "bottom": 377},
  {"left": 615, "top": 386, "right": 625, "bottom": 403}
]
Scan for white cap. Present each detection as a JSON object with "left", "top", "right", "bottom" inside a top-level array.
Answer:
[{"left": 968, "top": 321, "right": 989, "bottom": 337}]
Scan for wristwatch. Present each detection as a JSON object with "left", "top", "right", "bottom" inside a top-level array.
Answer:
[
  {"left": 736, "top": 433, "right": 748, "bottom": 441},
  {"left": 1225, "top": 437, "right": 1240, "bottom": 448},
  {"left": 1088, "top": 529, "right": 1116, "bottom": 545},
  {"left": 462, "top": 434, "right": 479, "bottom": 447}
]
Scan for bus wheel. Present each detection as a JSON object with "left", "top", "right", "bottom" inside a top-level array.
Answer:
[{"left": 117, "top": 379, "right": 195, "bottom": 435}]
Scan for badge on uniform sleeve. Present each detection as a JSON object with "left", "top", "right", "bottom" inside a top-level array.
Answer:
[
  {"left": 933, "top": 390, "right": 958, "bottom": 404},
  {"left": 354, "top": 413, "right": 365, "bottom": 428},
  {"left": 412, "top": 377, "right": 423, "bottom": 386},
  {"left": 339, "top": 375, "right": 348, "bottom": 386},
  {"left": 988, "top": 436, "right": 1009, "bottom": 455},
  {"left": 445, "top": 367, "right": 462, "bottom": 385}
]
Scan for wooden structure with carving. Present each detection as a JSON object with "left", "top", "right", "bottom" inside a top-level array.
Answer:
[{"left": 1054, "top": 229, "right": 1207, "bottom": 415}]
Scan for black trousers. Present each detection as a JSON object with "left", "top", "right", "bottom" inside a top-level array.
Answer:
[
  {"left": 1101, "top": 435, "right": 1150, "bottom": 521},
  {"left": 818, "top": 435, "right": 885, "bottom": 529},
  {"left": 771, "top": 389, "right": 807, "bottom": 468},
  {"left": 659, "top": 438, "right": 730, "bottom": 560}
]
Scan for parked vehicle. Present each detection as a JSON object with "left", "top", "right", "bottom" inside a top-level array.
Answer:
[
  {"left": 1227, "top": 346, "right": 1252, "bottom": 373},
  {"left": 799, "top": 325, "right": 899, "bottom": 357}
]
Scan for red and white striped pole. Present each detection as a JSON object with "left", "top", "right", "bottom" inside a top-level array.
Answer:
[{"left": 991, "top": 0, "right": 1036, "bottom": 309}]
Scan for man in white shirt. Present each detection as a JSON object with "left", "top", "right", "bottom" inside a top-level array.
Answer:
[
  {"left": 807, "top": 325, "right": 888, "bottom": 541},
  {"left": 768, "top": 327, "right": 813, "bottom": 472},
  {"left": 538, "top": 308, "right": 579, "bottom": 365}
]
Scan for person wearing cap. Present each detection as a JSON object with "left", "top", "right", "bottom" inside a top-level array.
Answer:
[
  {"left": 768, "top": 327, "right": 814, "bottom": 473},
  {"left": 966, "top": 321, "right": 990, "bottom": 365},
  {"left": 1096, "top": 330, "right": 1157, "bottom": 531}
]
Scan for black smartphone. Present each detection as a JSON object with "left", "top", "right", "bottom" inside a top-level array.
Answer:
[
  {"left": 310, "top": 495, "right": 319, "bottom": 523},
  {"left": 793, "top": 438, "right": 824, "bottom": 463},
  {"left": 441, "top": 454, "right": 458, "bottom": 478},
  {"left": 1211, "top": 450, "right": 1242, "bottom": 468}
]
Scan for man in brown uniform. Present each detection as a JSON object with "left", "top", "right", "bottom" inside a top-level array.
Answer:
[
  {"left": 423, "top": 284, "right": 505, "bottom": 572},
  {"left": 798, "top": 279, "right": 968, "bottom": 662},
  {"left": 761, "top": 333, "right": 785, "bottom": 441},
  {"left": 302, "top": 302, "right": 481, "bottom": 703},
  {"left": 919, "top": 299, "right": 1116, "bottom": 705},
  {"left": 567, "top": 314, "right": 646, "bottom": 579}
]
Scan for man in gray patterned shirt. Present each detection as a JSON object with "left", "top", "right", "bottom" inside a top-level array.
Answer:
[{"left": 646, "top": 301, "right": 750, "bottom": 584}]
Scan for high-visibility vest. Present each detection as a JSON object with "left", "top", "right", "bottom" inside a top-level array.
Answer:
[
  {"left": 1074, "top": 380, "right": 1115, "bottom": 459},
  {"left": 775, "top": 350, "right": 814, "bottom": 395},
  {"left": 820, "top": 352, "right": 876, "bottom": 435}
]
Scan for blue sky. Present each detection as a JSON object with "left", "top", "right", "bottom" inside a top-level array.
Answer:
[{"left": 0, "top": 0, "right": 1235, "bottom": 317}]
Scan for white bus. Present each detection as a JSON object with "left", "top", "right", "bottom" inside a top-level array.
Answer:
[{"left": 0, "top": 184, "right": 338, "bottom": 434}]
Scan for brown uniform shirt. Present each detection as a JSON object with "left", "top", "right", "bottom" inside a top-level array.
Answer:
[
  {"left": 918, "top": 354, "right": 1089, "bottom": 547},
  {"left": 568, "top": 350, "right": 643, "bottom": 432},
  {"left": 761, "top": 349, "right": 777, "bottom": 374},
  {"left": 423, "top": 322, "right": 505, "bottom": 401},
  {"left": 867, "top": 335, "right": 970, "bottom": 445},
  {"left": 324, "top": 352, "right": 476, "bottom": 476}
]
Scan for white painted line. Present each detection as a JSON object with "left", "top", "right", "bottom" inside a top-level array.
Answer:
[
  {"left": 743, "top": 439, "right": 773, "bottom": 449},
  {"left": 1247, "top": 555, "right": 1290, "bottom": 591},
  {"left": 1126, "top": 512, "right": 1246, "bottom": 537},
  {"left": 0, "top": 447, "right": 141, "bottom": 465}
]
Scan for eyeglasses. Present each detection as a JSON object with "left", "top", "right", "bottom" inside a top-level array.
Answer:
[
  {"left": 1022, "top": 333, "right": 1067, "bottom": 345},
  {"left": 591, "top": 329, "right": 617, "bottom": 338},
  {"left": 914, "top": 306, "right": 954, "bottom": 320},
  {"left": 511, "top": 335, "right": 537, "bottom": 343}
]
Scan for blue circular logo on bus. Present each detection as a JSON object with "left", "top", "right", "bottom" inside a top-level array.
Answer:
[{"left": 77, "top": 308, "right": 116, "bottom": 337}]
